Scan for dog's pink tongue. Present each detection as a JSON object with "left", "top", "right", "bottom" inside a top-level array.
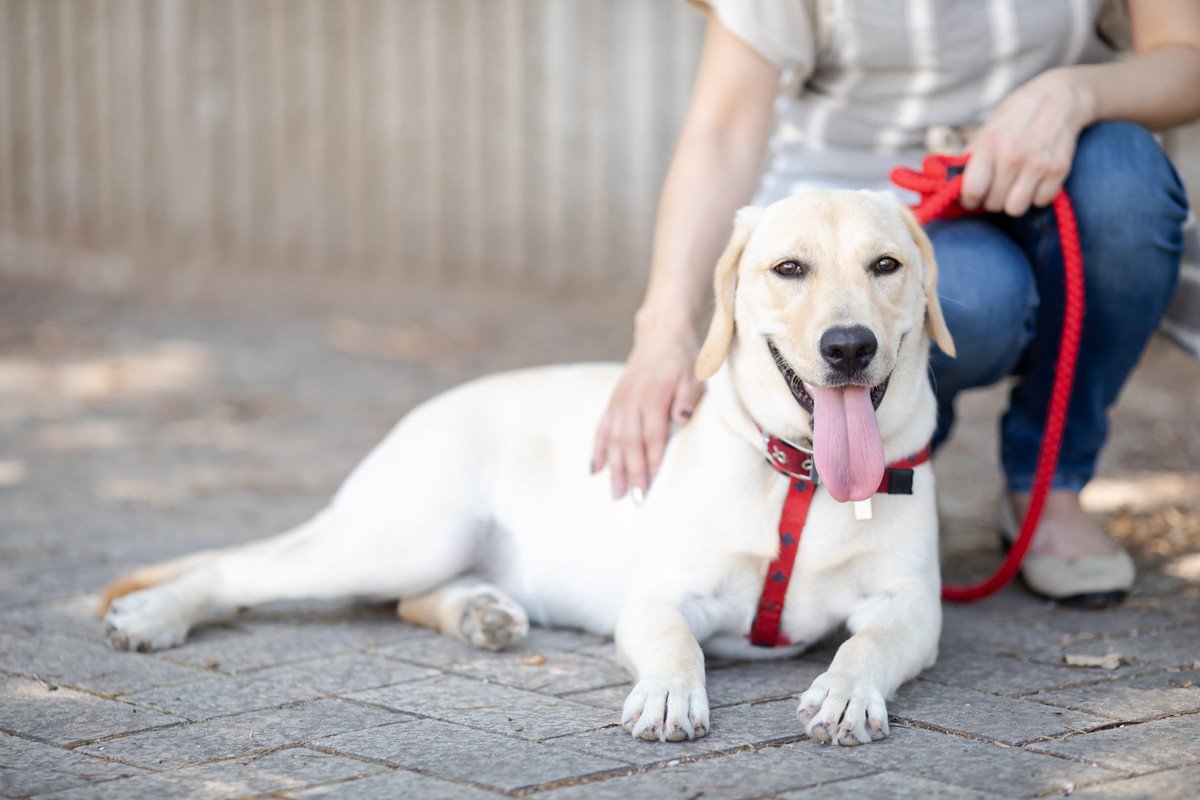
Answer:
[{"left": 810, "top": 385, "right": 885, "bottom": 503}]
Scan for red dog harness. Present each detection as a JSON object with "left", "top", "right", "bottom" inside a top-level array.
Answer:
[{"left": 749, "top": 433, "right": 932, "bottom": 647}]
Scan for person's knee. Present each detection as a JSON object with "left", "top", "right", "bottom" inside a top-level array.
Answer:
[
  {"left": 928, "top": 220, "right": 1037, "bottom": 390},
  {"left": 1063, "top": 122, "right": 1186, "bottom": 308},
  {"left": 1066, "top": 121, "right": 1189, "bottom": 236}
]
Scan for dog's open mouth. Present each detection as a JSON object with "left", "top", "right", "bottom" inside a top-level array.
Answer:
[
  {"left": 768, "top": 342, "right": 890, "bottom": 415},
  {"left": 767, "top": 341, "right": 891, "bottom": 504}
]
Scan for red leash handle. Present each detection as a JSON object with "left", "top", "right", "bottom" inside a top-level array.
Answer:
[{"left": 891, "top": 155, "right": 1086, "bottom": 603}]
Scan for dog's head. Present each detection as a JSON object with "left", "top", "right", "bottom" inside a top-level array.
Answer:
[{"left": 695, "top": 190, "right": 954, "bottom": 503}]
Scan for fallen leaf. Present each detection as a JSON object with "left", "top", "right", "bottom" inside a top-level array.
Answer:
[
  {"left": 1064, "top": 653, "right": 1122, "bottom": 670},
  {"left": 518, "top": 655, "right": 547, "bottom": 666}
]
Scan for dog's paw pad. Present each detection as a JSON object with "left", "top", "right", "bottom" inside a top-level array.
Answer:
[
  {"left": 797, "top": 671, "right": 888, "bottom": 747},
  {"left": 459, "top": 593, "right": 529, "bottom": 651},
  {"left": 103, "top": 588, "right": 193, "bottom": 652},
  {"left": 621, "top": 679, "right": 709, "bottom": 743}
]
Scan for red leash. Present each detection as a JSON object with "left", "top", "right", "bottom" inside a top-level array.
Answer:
[{"left": 891, "top": 154, "right": 1086, "bottom": 603}]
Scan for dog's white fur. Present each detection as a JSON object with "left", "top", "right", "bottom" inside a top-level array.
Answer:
[{"left": 103, "top": 190, "right": 954, "bottom": 747}]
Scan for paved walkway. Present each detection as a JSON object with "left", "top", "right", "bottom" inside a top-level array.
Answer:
[{"left": 2, "top": 274, "right": 1199, "bottom": 799}]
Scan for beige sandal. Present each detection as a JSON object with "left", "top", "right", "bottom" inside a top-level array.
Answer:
[{"left": 998, "top": 498, "right": 1134, "bottom": 608}]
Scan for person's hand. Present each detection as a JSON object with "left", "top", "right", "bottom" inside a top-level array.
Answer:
[
  {"left": 592, "top": 321, "right": 705, "bottom": 499},
  {"left": 961, "top": 68, "right": 1095, "bottom": 217}
]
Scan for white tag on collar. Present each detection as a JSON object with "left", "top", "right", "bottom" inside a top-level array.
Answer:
[{"left": 854, "top": 499, "right": 873, "bottom": 521}]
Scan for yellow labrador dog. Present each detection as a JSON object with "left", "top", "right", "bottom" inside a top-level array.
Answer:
[{"left": 102, "top": 190, "right": 955, "bottom": 747}]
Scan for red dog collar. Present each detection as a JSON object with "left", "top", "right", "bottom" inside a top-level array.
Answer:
[{"left": 749, "top": 434, "right": 932, "bottom": 648}]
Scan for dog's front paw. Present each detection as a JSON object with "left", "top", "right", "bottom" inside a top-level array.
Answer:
[
  {"left": 621, "top": 677, "right": 709, "bottom": 742},
  {"left": 104, "top": 587, "right": 194, "bottom": 652},
  {"left": 797, "top": 671, "right": 888, "bottom": 746}
]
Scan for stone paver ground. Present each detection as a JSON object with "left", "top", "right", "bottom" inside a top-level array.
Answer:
[{"left": 2, "top": 273, "right": 1199, "bottom": 799}]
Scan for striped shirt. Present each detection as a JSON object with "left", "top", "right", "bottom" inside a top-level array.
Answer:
[{"left": 695, "top": 0, "right": 1120, "bottom": 201}]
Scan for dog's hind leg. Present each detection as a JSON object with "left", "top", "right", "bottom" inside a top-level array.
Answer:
[
  {"left": 99, "top": 548, "right": 228, "bottom": 614},
  {"left": 398, "top": 577, "right": 529, "bottom": 651},
  {"left": 103, "top": 503, "right": 484, "bottom": 652}
]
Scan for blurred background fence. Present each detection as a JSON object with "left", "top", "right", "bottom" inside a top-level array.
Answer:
[
  {"left": 1, "top": 1, "right": 1198, "bottom": 295},
  {"left": 0, "top": 0, "right": 702, "bottom": 292}
]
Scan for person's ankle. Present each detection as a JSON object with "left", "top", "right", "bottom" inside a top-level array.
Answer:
[{"left": 1007, "top": 489, "right": 1119, "bottom": 558}]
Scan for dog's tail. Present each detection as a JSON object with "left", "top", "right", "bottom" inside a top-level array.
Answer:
[{"left": 98, "top": 549, "right": 224, "bottom": 615}]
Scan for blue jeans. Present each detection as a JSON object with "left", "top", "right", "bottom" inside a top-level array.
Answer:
[{"left": 929, "top": 122, "right": 1188, "bottom": 492}]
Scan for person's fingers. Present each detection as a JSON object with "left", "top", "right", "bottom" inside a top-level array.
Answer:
[
  {"left": 618, "top": 412, "right": 648, "bottom": 498},
  {"left": 982, "top": 150, "right": 1018, "bottom": 213},
  {"left": 1003, "top": 167, "right": 1041, "bottom": 218},
  {"left": 605, "top": 412, "right": 628, "bottom": 499},
  {"left": 671, "top": 375, "right": 705, "bottom": 426},
  {"left": 1031, "top": 151, "right": 1070, "bottom": 208},
  {"left": 643, "top": 402, "right": 671, "bottom": 484},
  {"left": 959, "top": 150, "right": 993, "bottom": 210},
  {"left": 591, "top": 408, "right": 613, "bottom": 474},
  {"left": 1032, "top": 175, "right": 1063, "bottom": 208}
]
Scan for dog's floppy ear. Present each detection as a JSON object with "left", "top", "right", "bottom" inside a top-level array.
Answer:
[
  {"left": 696, "top": 206, "right": 763, "bottom": 380},
  {"left": 896, "top": 202, "right": 956, "bottom": 358}
]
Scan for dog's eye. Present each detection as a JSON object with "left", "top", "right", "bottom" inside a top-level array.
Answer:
[
  {"left": 772, "top": 260, "right": 807, "bottom": 278},
  {"left": 872, "top": 256, "right": 902, "bottom": 275}
]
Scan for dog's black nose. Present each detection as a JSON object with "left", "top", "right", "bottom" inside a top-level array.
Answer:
[{"left": 820, "top": 325, "right": 877, "bottom": 377}]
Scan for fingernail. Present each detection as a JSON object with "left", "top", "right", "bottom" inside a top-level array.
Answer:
[
  {"left": 680, "top": 407, "right": 693, "bottom": 420},
  {"left": 612, "top": 481, "right": 625, "bottom": 499},
  {"left": 590, "top": 458, "right": 599, "bottom": 474},
  {"left": 631, "top": 486, "right": 645, "bottom": 505}
]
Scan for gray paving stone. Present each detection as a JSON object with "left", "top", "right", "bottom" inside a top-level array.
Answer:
[
  {"left": 940, "top": 605, "right": 1089, "bottom": 655},
  {"left": 0, "top": 677, "right": 182, "bottom": 746},
  {"left": 545, "top": 722, "right": 723, "bottom": 768},
  {"left": 76, "top": 699, "right": 408, "bottom": 769},
  {"left": 0, "top": 594, "right": 117, "bottom": 641},
  {"left": 0, "top": 563, "right": 115, "bottom": 612},
  {"left": 120, "top": 673, "right": 325, "bottom": 722},
  {"left": 259, "top": 651, "right": 442, "bottom": 696},
  {"left": 316, "top": 718, "right": 628, "bottom": 792},
  {"left": 776, "top": 771, "right": 1010, "bottom": 800},
  {"left": 121, "top": 653, "right": 438, "bottom": 721},
  {"left": 559, "top": 684, "right": 629, "bottom": 711},
  {"left": 1029, "top": 668, "right": 1200, "bottom": 721},
  {"left": 157, "top": 614, "right": 413, "bottom": 674},
  {"left": 288, "top": 768, "right": 505, "bottom": 799},
  {"left": 704, "top": 658, "right": 825, "bottom": 708},
  {"left": 532, "top": 745, "right": 874, "bottom": 800},
  {"left": 1028, "top": 712, "right": 1200, "bottom": 773},
  {"left": 547, "top": 697, "right": 804, "bottom": 768},
  {"left": 346, "top": 674, "right": 614, "bottom": 740},
  {"left": 890, "top": 679, "right": 1110, "bottom": 745},
  {"left": 380, "top": 634, "right": 628, "bottom": 695},
  {"left": 1072, "top": 764, "right": 1200, "bottom": 799},
  {"left": 1030, "top": 624, "right": 1200, "bottom": 673},
  {"left": 0, "top": 732, "right": 144, "bottom": 797},
  {"left": 519, "top": 627, "right": 615, "bottom": 655},
  {"left": 33, "top": 748, "right": 381, "bottom": 800},
  {"left": 957, "top": 586, "right": 1058, "bottom": 616},
  {"left": 1009, "top": 604, "right": 1200, "bottom": 639},
  {"left": 0, "top": 631, "right": 210, "bottom": 696},
  {"left": 919, "top": 647, "right": 1106, "bottom": 697},
  {"left": 791, "top": 725, "right": 1120, "bottom": 797}
]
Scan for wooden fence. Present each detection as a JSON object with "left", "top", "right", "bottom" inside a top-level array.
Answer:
[{"left": 0, "top": 0, "right": 703, "bottom": 290}]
